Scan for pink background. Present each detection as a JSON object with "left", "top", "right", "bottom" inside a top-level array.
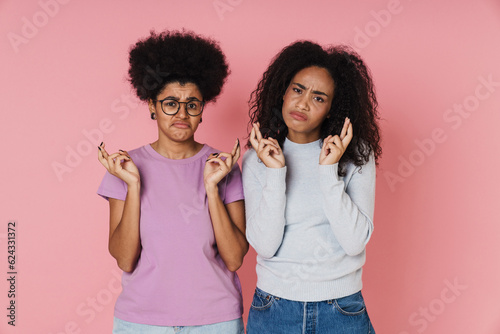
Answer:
[{"left": 1, "top": 0, "right": 499, "bottom": 333}]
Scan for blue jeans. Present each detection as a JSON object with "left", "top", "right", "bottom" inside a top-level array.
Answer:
[
  {"left": 113, "top": 317, "right": 244, "bottom": 334},
  {"left": 247, "top": 288, "right": 375, "bottom": 334}
]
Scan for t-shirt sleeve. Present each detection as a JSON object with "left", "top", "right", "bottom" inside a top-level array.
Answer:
[
  {"left": 221, "top": 162, "right": 244, "bottom": 204},
  {"left": 97, "top": 171, "right": 127, "bottom": 201}
]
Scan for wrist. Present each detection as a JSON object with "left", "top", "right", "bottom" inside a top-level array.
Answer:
[
  {"left": 319, "top": 156, "right": 340, "bottom": 165},
  {"left": 126, "top": 180, "right": 141, "bottom": 191},
  {"left": 205, "top": 183, "right": 219, "bottom": 196},
  {"left": 264, "top": 160, "right": 285, "bottom": 169}
]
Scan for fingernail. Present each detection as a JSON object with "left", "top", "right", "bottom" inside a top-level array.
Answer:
[
  {"left": 100, "top": 142, "right": 103, "bottom": 147},
  {"left": 215, "top": 153, "right": 220, "bottom": 158},
  {"left": 98, "top": 146, "right": 101, "bottom": 151},
  {"left": 119, "top": 149, "right": 124, "bottom": 152},
  {"left": 237, "top": 139, "right": 240, "bottom": 148}
]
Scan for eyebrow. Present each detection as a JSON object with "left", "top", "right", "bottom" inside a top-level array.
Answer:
[
  {"left": 164, "top": 96, "right": 202, "bottom": 101},
  {"left": 293, "top": 83, "right": 329, "bottom": 97}
]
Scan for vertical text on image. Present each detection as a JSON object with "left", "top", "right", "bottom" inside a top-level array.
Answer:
[{"left": 6, "top": 220, "right": 18, "bottom": 327}]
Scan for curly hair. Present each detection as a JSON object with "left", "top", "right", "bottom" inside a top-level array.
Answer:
[
  {"left": 128, "top": 30, "right": 230, "bottom": 103},
  {"left": 247, "top": 41, "right": 382, "bottom": 175}
]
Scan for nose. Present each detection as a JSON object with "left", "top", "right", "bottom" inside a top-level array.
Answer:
[
  {"left": 296, "top": 93, "right": 310, "bottom": 111},
  {"left": 176, "top": 103, "right": 189, "bottom": 118}
]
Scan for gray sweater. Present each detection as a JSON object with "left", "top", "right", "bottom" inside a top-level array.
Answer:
[{"left": 242, "top": 138, "right": 375, "bottom": 301}]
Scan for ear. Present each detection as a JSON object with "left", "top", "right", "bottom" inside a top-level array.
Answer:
[{"left": 148, "top": 99, "right": 156, "bottom": 113}]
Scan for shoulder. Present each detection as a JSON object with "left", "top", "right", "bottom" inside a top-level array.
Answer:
[
  {"left": 202, "top": 144, "right": 220, "bottom": 156},
  {"left": 127, "top": 145, "right": 150, "bottom": 160}
]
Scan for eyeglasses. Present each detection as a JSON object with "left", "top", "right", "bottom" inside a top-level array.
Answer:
[{"left": 156, "top": 98, "right": 205, "bottom": 117}]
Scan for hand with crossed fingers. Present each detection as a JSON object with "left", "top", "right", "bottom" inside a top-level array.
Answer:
[
  {"left": 204, "top": 139, "right": 241, "bottom": 191},
  {"left": 319, "top": 117, "right": 353, "bottom": 165},
  {"left": 249, "top": 122, "right": 285, "bottom": 169},
  {"left": 97, "top": 143, "right": 140, "bottom": 186}
]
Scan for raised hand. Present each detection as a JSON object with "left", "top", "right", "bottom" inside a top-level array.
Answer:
[
  {"left": 319, "top": 117, "right": 353, "bottom": 165},
  {"left": 97, "top": 143, "right": 140, "bottom": 186},
  {"left": 204, "top": 139, "right": 241, "bottom": 191},
  {"left": 249, "top": 123, "right": 285, "bottom": 169}
]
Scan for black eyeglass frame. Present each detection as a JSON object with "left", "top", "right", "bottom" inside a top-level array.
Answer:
[{"left": 155, "top": 97, "right": 205, "bottom": 117}]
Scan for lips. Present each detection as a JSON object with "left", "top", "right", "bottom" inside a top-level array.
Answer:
[
  {"left": 289, "top": 111, "right": 308, "bottom": 121},
  {"left": 172, "top": 122, "right": 190, "bottom": 128}
]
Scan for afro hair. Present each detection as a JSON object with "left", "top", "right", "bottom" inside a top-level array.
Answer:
[{"left": 128, "top": 30, "right": 230, "bottom": 103}]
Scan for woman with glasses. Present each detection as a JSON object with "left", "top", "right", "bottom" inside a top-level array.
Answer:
[
  {"left": 242, "top": 41, "right": 381, "bottom": 333},
  {"left": 97, "top": 30, "right": 247, "bottom": 334}
]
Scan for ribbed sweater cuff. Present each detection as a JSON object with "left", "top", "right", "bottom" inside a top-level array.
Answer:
[
  {"left": 318, "top": 163, "right": 340, "bottom": 188},
  {"left": 257, "top": 268, "right": 363, "bottom": 301}
]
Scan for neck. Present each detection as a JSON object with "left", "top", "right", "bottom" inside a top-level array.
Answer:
[
  {"left": 151, "top": 138, "right": 202, "bottom": 160},
  {"left": 286, "top": 131, "right": 321, "bottom": 144}
]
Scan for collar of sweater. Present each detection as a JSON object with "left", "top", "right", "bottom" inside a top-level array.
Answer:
[{"left": 283, "top": 137, "right": 322, "bottom": 153}]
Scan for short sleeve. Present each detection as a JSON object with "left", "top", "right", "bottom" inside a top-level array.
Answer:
[
  {"left": 221, "top": 162, "right": 244, "bottom": 204},
  {"left": 97, "top": 171, "right": 127, "bottom": 201}
]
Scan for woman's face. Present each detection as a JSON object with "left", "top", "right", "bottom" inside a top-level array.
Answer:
[
  {"left": 149, "top": 82, "right": 203, "bottom": 144},
  {"left": 282, "top": 66, "right": 335, "bottom": 143}
]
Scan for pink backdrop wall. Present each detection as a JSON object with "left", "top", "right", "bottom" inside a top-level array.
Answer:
[{"left": 1, "top": 0, "right": 499, "bottom": 333}]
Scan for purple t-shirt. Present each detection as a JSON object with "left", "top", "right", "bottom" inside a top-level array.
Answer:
[{"left": 97, "top": 144, "right": 244, "bottom": 326}]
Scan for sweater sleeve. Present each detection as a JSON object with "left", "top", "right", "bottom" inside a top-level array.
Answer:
[
  {"left": 242, "top": 150, "right": 287, "bottom": 259},
  {"left": 318, "top": 154, "right": 376, "bottom": 256}
]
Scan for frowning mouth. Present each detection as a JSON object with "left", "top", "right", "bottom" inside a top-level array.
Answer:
[
  {"left": 290, "top": 111, "right": 307, "bottom": 121},
  {"left": 172, "top": 122, "right": 190, "bottom": 128}
]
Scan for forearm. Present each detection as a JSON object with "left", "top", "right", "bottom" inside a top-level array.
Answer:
[
  {"left": 243, "top": 165, "right": 287, "bottom": 258},
  {"left": 320, "top": 162, "right": 375, "bottom": 256},
  {"left": 206, "top": 188, "right": 248, "bottom": 271},
  {"left": 323, "top": 186, "right": 373, "bottom": 256},
  {"left": 109, "top": 183, "right": 141, "bottom": 272}
]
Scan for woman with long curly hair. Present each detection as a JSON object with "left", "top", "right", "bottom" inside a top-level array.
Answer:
[
  {"left": 243, "top": 41, "right": 381, "bottom": 333},
  {"left": 97, "top": 30, "right": 247, "bottom": 334}
]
